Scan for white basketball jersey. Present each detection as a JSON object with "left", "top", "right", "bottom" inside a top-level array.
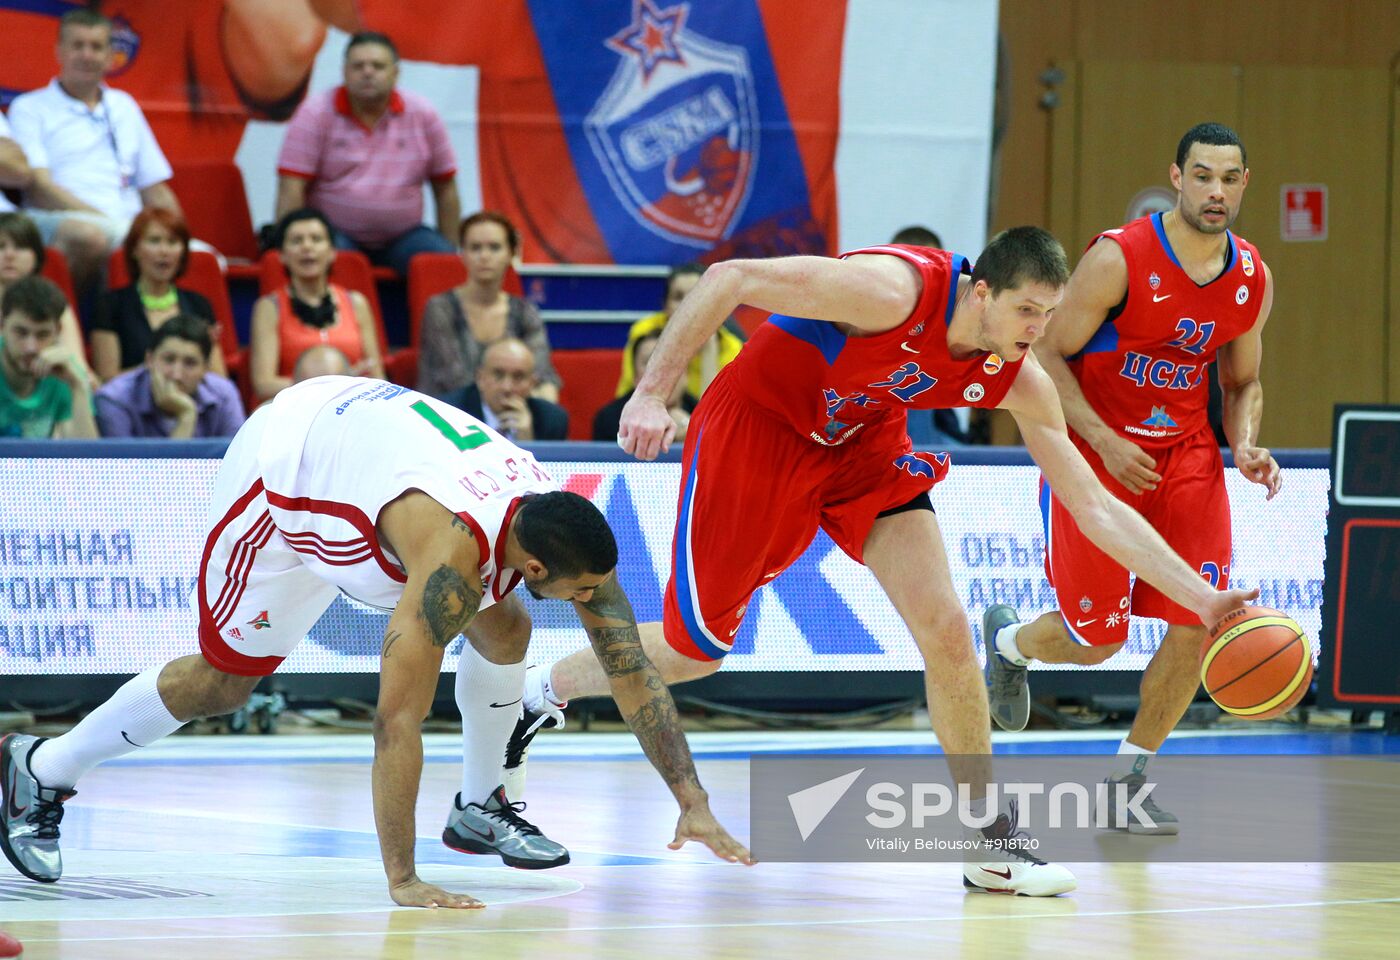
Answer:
[{"left": 255, "top": 376, "right": 558, "bottom": 611}]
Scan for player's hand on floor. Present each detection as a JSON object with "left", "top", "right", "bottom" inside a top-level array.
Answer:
[
  {"left": 1095, "top": 433, "right": 1161, "bottom": 494},
  {"left": 1234, "top": 445, "right": 1282, "bottom": 500},
  {"left": 669, "top": 806, "right": 756, "bottom": 865},
  {"left": 618, "top": 393, "right": 678, "bottom": 460},
  {"left": 389, "top": 877, "right": 485, "bottom": 909}
]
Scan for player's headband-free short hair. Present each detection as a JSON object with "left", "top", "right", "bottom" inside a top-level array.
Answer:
[
  {"left": 1176, "top": 122, "right": 1247, "bottom": 171},
  {"left": 971, "top": 226, "right": 1070, "bottom": 295}
]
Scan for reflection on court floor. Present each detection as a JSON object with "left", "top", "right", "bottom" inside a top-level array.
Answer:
[{"left": 6, "top": 729, "right": 1400, "bottom": 960}]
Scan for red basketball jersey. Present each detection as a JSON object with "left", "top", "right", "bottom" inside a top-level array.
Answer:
[
  {"left": 1070, "top": 213, "right": 1266, "bottom": 449},
  {"left": 723, "top": 245, "right": 1024, "bottom": 446}
]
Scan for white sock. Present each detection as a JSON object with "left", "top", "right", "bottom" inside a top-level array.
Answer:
[
  {"left": 456, "top": 641, "right": 526, "bottom": 806},
  {"left": 994, "top": 623, "right": 1030, "bottom": 666},
  {"left": 1112, "top": 739, "right": 1154, "bottom": 779},
  {"left": 523, "top": 662, "right": 566, "bottom": 714},
  {"left": 29, "top": 665, "right": 183, "bottom": 789}
]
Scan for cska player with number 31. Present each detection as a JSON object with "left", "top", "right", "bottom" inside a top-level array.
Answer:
[{"left": 0, "top": 375, "right": 751, "bottom": 909}]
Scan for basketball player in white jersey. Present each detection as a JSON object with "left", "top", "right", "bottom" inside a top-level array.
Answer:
[{"left": 0, "top": 377, "right": 751, "bottom": 909}]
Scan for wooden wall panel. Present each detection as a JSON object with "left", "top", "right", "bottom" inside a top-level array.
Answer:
[
  {"left": 1238, "top": 66, "right": 1390, "bottom": 445},
  {"left": 1073, "top": 62, "right": 1240, "bottom": 253}
]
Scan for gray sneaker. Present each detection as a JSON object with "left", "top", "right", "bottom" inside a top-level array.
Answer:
[
  {"left": 1100, "top": 772, "right": 1180, "bottom": 836},
  {"left": 443, "top": 785, "right": 570, "bottom": 869},
  {"left": 983, "top": 605, "right": 1030, "bottom": 732},
  {"left": 1, "top": 734, "right": 74, "bottom": 883}
]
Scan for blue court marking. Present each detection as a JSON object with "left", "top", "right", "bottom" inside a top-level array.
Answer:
[
  {"left": 103, "top": 730, "right": 1400, "bottom": 769},
  {"left": 60, "top": 806, "right": 672, "bottom": 866}
]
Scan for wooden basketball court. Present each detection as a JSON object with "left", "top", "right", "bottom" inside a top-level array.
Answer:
[{"left": 4, "top": 729, "right": 1398, "bottom": 959}]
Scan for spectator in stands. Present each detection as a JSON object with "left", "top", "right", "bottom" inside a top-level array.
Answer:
[
  {"left": 614, "top": 263, "right": 743, "bottom": 400},
  {"left": 593, "top": 329, "right": 695, "bottom": 443},
  {"left": 275, "top": 31, "right": 458, "bottom": 276},
  {"left": 418, "top": 211, "right": 559, "bottom": 401},
  {"left": 249, "top": 209, "right": 383, "bottom": 403},
  {"left": 440, "top": 337, "right": 567, "bottom": 441},
  {"left": 6, "top": 8, "right": 181, "bottom": 296},
  {"left": 0, "top": 275, "right": 96, "bottom": 438},
  {"left": 890, "top": 225, "right": 942, "bottom": 248},
  {"left": 91, "top": 209, "right": 226, "bottom": 382},
  {"left": 0, "top": 112, "right": 31, "bottom": 212},
  {"left": 293, "top": 344, "right": 353, "bottom": 383},
  {"left": 0, "top": 212, "right": 89, "bottom": 383},
  {"left": 94, "top": 314, "right": 244, "bottom": 439}
]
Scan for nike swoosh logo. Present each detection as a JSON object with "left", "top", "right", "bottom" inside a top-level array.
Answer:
[
  {"left": 121, "top": 730, "right": 145, "bottom": 747},
  {"left": 1075, "top": 618, "right": 1097, "bottom": 628},
  {"left": 3, "top": 764, "right": 25, "bottom": 819},
  {"left": 900, "top": 341, "right": 920, "bottom": 353},
  {"left": 981, "top": 867, "right": 1013, "bottom": 880},
  {"left": 1152, "top": 293, "right": 1171, "bottom": 302},
  {"left": 489, "top": 699, "right": 522, "bottom": 709},
  {"left": 461, "top": 822, "right": 496, "bottom": 842}
]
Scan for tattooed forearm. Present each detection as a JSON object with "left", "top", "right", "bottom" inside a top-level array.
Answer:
[
  {"left": 578, "top": 573, "right": 637, "bottom": 622},
  {"left": 421, "top": 565, "right": 481, "bottom": 647},
  {"left": 381, "top": 629, "right": 402, "bottom": 659},
  {"left": 589, "top": 625, "right": 648, "bottom": 677},
  {"left": 623, "top": 676, "right": 704, "bottom": 793}
]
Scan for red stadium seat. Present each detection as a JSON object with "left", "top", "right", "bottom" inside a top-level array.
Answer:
[
  {"left": 404, "top": 253, "right": 526, "bottom": 388},
  {"left": 39, "top": 247, "right": 77, "bottom": 308},
  {"left": 256, "top": 249, "right": 391, "bottom": 377},
  {"left": 168, "top": 161, "right": 259, "bottom": 262},
  {"left": 108, "top": 248, "right": 244, "bottom": 389},
  {"left": 554, "top": 348, "right": 623, "bottom": 441}
]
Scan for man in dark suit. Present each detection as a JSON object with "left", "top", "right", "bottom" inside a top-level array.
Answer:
[{"left": 440, "top": 337, "right": 568, "bottom": 441}]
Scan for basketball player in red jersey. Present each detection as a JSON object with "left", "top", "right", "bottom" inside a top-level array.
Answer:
[
  {"left": 524, "top": 226, "right": 1258, "bottom": 896},
  {"left": 983, "top": 124, "right": 1280, "bottom": 834}
]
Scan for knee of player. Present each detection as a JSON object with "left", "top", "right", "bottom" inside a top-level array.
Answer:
[{"left": 907, "top": 609, "right": 976, "bottom": 661}]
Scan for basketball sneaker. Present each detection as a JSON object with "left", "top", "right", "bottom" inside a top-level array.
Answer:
[
  {"left": 442, "top": 785, "right": 570, "bottom": 869},
  {"left": 983, "top": 605, "right": 1030, "bottom": 732},
  {"left": 962, "top": 799, "right": 1076, "bottom": 896},
  {"left": 1099, "top": 772, "right": 1180, "bottom": 835},
  {"left": 0, "top": 734, "right": 74, "bottom": 883},
  {"left": 503, "top": 665, "right": 566, "bottom": 801}
]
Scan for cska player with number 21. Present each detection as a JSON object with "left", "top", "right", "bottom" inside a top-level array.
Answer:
[{"left": 0, "top": 376, "right": 751, "bottom": 910}]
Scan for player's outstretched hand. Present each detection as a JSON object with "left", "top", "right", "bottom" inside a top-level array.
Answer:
[
  {"left": 1234, "top": 445, "right": 1282, "bottom": 500},
  {"left": 1095, "top": 432, "right": 1161, "bottom": 494},
  {"left": 389, "top": 877, "right": 485, "bottom": 909},
  {"left": 1197, "top": 587, "right": 1261, "bottom": 631},
  {"left": 618, "top": 392, "right": 678, "bottom": 461},
  {"left": 669, "top": 805, "right": 756, "bottom": 865}
]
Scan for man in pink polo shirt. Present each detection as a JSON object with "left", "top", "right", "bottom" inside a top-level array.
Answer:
[{"left": 275, "top": 31, "right": 459, "bottom": 275}]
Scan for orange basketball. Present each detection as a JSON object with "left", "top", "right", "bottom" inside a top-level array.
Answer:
[{"left": 1200, "top": 606, "right": 1313, "bottom": 720}]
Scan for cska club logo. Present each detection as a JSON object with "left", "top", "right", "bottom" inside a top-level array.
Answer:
[
  {"left": 1079, "top": 596, "right": 1093, "bottom": 613},
  {"left": 586, "top": 0, "right": 758, "bottom": 247},
  {"left": 105, "top": 15, "right": 140, "bottom": 75},
  {"left": 1148, "top": 272, "right": 1161, "bottom": 290}
]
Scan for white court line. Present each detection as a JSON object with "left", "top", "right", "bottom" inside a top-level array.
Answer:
[{"left": 20, "top": 895, "right": 1400, "bottom": 944}]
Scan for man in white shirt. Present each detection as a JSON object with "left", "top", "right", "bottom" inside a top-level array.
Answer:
[
  {"left": 6, "top": 8, "right": 181, "bottom": 294},
  {"left": 0, "top": 113, "right": 31, "bottom": 214}
]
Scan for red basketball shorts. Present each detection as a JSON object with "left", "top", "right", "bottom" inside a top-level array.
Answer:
[
  {"left": 662, "top": 377, "right": 949, "bottom": 661},
  {"left": 1041, "top": 427, "right": 1230, "bottom": 646}
]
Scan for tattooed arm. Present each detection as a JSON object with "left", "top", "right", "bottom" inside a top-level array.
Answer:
[
  {"left": 575, "top": 574, "right": 754, "bottom": 864},
  {"left": 371, "top": 492, "right": 486, "bottom": 908}
]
